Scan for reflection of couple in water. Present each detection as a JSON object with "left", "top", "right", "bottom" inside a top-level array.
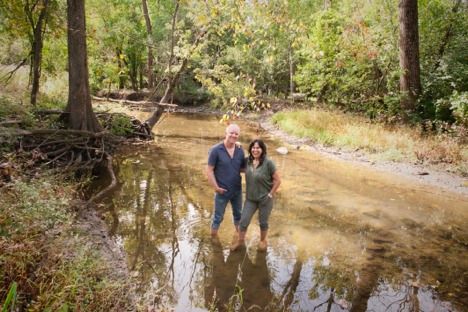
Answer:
[
  {"left": 205, "top": 123, "right": 280, "bottom": 310},
  {"left": 205, "top": 241, "right": 273, "bottom": 311}
]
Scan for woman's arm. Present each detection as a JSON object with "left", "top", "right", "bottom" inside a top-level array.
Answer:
[{"left": 268, "top": 171, "right": 281, "bottom": 197}]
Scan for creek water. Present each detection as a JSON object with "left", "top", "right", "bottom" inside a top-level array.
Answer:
[{"left": 100, "top": 112, "right": 468, "bottom": 311}]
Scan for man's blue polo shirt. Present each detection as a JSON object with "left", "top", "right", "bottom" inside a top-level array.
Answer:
[{"left": 208, "top": 142, "right": 246, "bottom": 198}]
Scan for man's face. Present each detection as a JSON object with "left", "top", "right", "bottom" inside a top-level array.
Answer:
[{"left": 225, "top": 125, "right": 240, "bottom": 144}]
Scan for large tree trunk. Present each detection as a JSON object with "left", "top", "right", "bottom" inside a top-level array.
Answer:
[
  {"left": 398, "top": 0, "right": 421, "bottom": 113},
  {"left": 141, "top": 0, "right": 154, "bottom": 88},
  {"left": 65, "top": 0, "right": 101, "bottom": 132},
  {"left": 29, "top": 0, "right": 50, "bottom": 106}
]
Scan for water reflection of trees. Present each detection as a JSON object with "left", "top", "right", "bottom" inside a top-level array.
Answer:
[
  {"left": 104, "top": 143, "right": 466, "bottom": 311},
  {"left": 105, "top": 147, "right": 214, "bottom": 309},
  {"left": 107, "top": 151, "right": 184, "bottom": 304},
  {"left": 271, "top": 197, "right": 463, "bottom": 311}
]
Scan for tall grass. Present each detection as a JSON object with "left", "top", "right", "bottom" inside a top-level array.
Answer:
[{"left": 272, "top": 109, "right": 467, "bottom": 175}]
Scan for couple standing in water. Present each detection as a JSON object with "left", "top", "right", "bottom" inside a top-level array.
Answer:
[{"left": 206, "top": 123, "right": 281, "bottom": 251}]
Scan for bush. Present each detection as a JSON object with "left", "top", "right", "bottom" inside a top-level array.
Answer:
[
  {"left": 448, "top": 91, "right": 468, "bottom": 127},
  {"left": 107, "top": 113, "right": 133, "bottom": 136}
]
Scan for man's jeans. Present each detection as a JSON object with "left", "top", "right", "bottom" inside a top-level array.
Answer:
[{"left": 211, "top": 191, "right": 242, "bottom": 230}]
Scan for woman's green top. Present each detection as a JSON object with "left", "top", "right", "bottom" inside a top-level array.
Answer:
[{"left": 245, "top": 157, "right": 276, "bottom": 201}]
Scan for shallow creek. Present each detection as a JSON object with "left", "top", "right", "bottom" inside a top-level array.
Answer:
[{"left": 100, "top": 112, "right": 468, "bottom": 311}]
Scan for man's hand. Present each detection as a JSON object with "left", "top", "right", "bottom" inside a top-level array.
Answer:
[{"left": 215, "top": 187, "right": 227, "bottom": 194}]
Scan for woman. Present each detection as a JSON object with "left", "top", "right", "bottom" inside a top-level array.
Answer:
[{"left": 231, "top": 139, "right": 281, "bottom": 251}]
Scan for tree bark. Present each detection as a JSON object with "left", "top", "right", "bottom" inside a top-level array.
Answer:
[
  {"left": 30, "top": 0, "right": 49, "bottom": 106},
  {"left": 398, "top": 0, "right": 421, "bottom": 113},
  {"left": 141, "top": 0, "right": 155, "bottom": 88},
  {"left": 65, "top": 0, "right": 101, "bottom": 132}
]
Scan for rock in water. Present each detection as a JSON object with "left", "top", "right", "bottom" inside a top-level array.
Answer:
[{"left": 276, "top": 147, "right": 288, "bottom": 155}]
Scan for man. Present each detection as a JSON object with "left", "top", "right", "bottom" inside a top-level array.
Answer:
[{"left": 206, "top": 124, "right": 246, "bottom": 238}]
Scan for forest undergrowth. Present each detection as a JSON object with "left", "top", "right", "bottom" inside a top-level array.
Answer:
[
  {"left": 0, "top": 79, "right": 142, "bottom": 310},
  {"left": 0, "top": 173, "right": 134, "bottom": 311}
]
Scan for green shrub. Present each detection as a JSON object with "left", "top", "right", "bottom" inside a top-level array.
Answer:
[
  {"left": 448, "top": 91, "right": 468, "bottom": 126},
  {"left": 108, "top": 114, "right": 133, "bottom": 136}
]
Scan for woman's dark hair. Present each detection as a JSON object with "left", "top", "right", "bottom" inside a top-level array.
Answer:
[{"left": 248, "top": 139, "right": 267, "bottom": 165}]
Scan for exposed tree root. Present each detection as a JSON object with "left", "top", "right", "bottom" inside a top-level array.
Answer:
[
  {"left": 12, "top": 130, "right": 112, "bottom": 172},
  {"left": 88, "top": 153, "right": 117, "bottom": 204}
]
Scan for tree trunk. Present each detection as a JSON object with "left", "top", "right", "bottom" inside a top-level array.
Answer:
[
  {"left": 139, "top": 62, "right": 144, "bottom": 90},
  {"left": 288, "top": 41, "right": 295, "bottom": 98},
  {"left": 141, "top": 0, "right": 154, "bottom": 88},
  {"left": 29, "top": 0, "right": 50, "bottom": 106},
  {"left": 65, "top": 0, "right": 101, "bottom": 132},
  {"left": 398, "top": 0, "right": 421, "bottom": 113},
  {"left": 116, "top": 48, "right": 125, "bottom": 89}
]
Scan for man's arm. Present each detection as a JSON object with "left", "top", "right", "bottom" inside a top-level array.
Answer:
[{"left": 206, "top": 165, "right": 227, "bottom": 194}]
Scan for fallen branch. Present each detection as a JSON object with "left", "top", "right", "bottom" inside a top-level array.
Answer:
[
  {"left": 0, "top": 120, "right": 23, "bottom": 126},
  {"left": 0, "top": 58, "right": 29, "bottom": 83},
  {"left": 92, "top": 96, "right": 178, "bottom": 107},
  {"left": 34, "top": 109, "right": 69, "bottom": 116}
]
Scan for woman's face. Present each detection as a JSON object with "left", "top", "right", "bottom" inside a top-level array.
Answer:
[{"left": 251, "top": 142, "right": 263, "bottom": 159}]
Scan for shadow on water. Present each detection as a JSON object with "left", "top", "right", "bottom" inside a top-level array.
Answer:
[{"left": 97, "top": 112, "right": 468, "bottom": 311}]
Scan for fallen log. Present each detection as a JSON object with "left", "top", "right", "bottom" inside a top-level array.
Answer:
[
  {"left": 0, "top": 120, "right": 23, "bottom": 126},
  {"left": 92, "top": 96, "right": 178, "bottom": 107}
]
